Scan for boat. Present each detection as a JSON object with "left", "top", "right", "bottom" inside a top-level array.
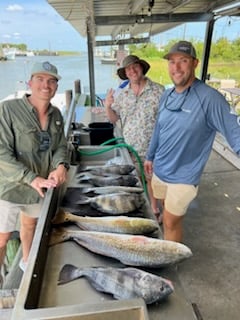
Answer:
[
  {"left": 101, "top": 57, "right": 117, "bottom": 64},
  {"left": 2, "top": 47, "right": 16, "bottom": 60}
]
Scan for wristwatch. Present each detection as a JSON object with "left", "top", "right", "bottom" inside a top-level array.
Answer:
[{"left": 59, "top": 162, "right": 70, "bottom": 171}]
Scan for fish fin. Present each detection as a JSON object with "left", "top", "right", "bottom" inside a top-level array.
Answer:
[
  {"left": 58, "top": 264, "right": 81, "bottom": 285},
  {"left": 74, "top": 187, "right": 93, "bottom": 194},
  {"left": 75, "top": 196, "right": 90, "bottom": 204},
  {"left": 76, "top": 165, "right": 90, "bottom": 173}
]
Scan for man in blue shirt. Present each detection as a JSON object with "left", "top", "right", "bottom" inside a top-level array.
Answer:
[{"left": 144, "top": 41, "right": 240, "bottom": 242}]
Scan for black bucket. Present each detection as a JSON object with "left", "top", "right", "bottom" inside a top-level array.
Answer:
[{"left": 88, "top": 122, "right": 115, "bottom": 145}]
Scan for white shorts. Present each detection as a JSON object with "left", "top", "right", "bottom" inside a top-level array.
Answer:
[
  {"left": 0, "top": 199, "right": 43, "bottom": 233},
  {"left": 151, "top": 174, "right": 198, "bottom": 216}
]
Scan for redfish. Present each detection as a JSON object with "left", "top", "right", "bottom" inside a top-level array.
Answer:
[
  {"left": 52, "top": 209, "right": 159, "bottom": 235},
  {"left": 50, "top": 228, "right": 192, "bottom": 267}
]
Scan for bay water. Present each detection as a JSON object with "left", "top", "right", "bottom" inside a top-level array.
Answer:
[{"left": 0, "top": 54, "right": 120, "bottom": 101}]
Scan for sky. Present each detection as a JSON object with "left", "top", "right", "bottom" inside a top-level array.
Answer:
[{"left": 0, "top": 0, "right": 240, "bottom": 52}]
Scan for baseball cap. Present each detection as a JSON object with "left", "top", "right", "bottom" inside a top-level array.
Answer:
[
  {"left": 163, "top": 41, "right": 197, "bottom": 60},
  {"left": 31, "top": 61, "right": 61, "bottom": 80}
]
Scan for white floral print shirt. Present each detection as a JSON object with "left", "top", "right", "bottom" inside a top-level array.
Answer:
[{"left": 111, "top": 78, "right": 164, "bottom": 160}]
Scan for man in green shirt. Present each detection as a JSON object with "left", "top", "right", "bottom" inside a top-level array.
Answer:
[{"left": 0, "top": 61, "right": 69, "bottom": 273}]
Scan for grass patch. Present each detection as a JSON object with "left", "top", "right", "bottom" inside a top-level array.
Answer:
[{"left": 145, "top": 58, "right": 240, "bottom": 87}]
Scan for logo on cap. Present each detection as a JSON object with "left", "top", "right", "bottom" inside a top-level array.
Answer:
[{"left": 43, "top": 61, "right": 53, "bottom": 71}]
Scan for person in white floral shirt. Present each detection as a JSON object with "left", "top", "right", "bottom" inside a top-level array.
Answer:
[{"left": 105, "top": 55, "right": 165, "bottom": 222}]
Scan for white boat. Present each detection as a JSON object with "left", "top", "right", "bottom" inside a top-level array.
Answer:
[
  {"left": 3, "top": 47, "right": 16, "bottom": 60},
  {"left": 101, "top": 57, "right": 117, "bottom": 64}
]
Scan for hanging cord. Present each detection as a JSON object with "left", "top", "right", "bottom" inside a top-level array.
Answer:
[{"left": 77, "top": 137, "right": 148, "bottom": 196}]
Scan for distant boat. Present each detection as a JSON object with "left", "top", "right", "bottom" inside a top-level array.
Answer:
[
  {"left": 16, "top": 50, "right": 35, "bottom": 57},
  {"left": 3, "top": 47, "right": 16, "bottom": 60},
  {"left": 101, "top": 57, "right": 117, "bottom": 65}
]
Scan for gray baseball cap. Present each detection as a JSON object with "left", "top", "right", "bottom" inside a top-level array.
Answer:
[
  {"left": 164, "top": 41, "right": 197, "bottom": 60},
  {"left": 31, "top": 61, "right": 61, "bottom": 80}
]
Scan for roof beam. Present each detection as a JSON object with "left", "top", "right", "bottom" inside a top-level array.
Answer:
[
  {"left": 94, "top": 12, "right": 214, "bottom": 25},
  {"left": 95, "top": 37, "right": 150, "bottom": 47}
]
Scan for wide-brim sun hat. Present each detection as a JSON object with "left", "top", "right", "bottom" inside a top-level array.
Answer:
[
  {"left": 31, "top": 61, "right": 61, "bottom": 80},
  {"left": 117, "top": 55, "right": 150, "bottom": 80},
  {"left": 163, "top": 41, "right": 197, "bottom": 60}
]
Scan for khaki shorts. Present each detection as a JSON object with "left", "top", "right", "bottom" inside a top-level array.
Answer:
[
  {"left": 151, "top": 174, "right": 198, "bottom": 216},
  {"left": 0, "top": 199, "right": 43, "bottom": 233}
]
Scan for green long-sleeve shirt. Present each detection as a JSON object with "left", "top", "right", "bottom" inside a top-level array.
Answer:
[{"left": 0, "top": 94, "right": 69, "bottom": 204}]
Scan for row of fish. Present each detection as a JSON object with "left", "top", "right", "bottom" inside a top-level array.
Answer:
[
  {"left": 58, "top": 265, "right": 174, "bottom": 305},
  {"left": 54, "top": 163, "right": 192, "bottom": 305}
]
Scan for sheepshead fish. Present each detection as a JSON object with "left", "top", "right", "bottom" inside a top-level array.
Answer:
[
  {"left": 49, "top": 228, "right": 192, "bottom": 267},
  {"left": 77, "top": 186, "right": 144, "bottom": 195},
  {"left": 75, "top": 192, "right": 145, "bottom": 214},
  {"left": 58, "top": 265, "right": 174, "bottom": 304},
  {"left": 52, "top": 209, "right": 159, "bottom": 235},
  {"left": 77, "top": 174, "right": 139, "bottom": 187},
  {"left": 77, "top": 164, "right": 135, "bottom": 175}
]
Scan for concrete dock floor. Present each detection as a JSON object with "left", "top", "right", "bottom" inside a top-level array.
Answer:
[
  {"left": 176, "top": 150, "right": 240, "bottom": 320},
  {"left": 1, "top": 149, "right": 239, "bottom": 320}
]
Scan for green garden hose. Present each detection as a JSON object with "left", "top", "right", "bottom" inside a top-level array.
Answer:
[{"left": 77, "top": 137, "right": 148, "bottom": 196}]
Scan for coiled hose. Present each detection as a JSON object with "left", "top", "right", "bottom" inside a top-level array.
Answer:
[{"left": 77, "top": 137, "right": 148, "bottom": 195}]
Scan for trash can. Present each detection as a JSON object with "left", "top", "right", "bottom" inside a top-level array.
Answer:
[{"left": 88, "top": 122, "right": 115, "bottom": 145}]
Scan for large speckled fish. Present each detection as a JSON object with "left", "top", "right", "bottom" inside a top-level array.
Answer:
[
  {"left": 77, "top": 164, "right": 135, "bottom": 175},
  {"left": 58, "top": 265, "right": 174, "bottom": 304},
  {"left": 49, "top": 228, "right": 192, "bottom": 267},
  {"left": 75, "top": 192, "right": 145, "bottom": 214},
  {"left": 77, "top": 174, "right": 139, "bottom": 187},
  {"left": 52, "top": 209, "right": 159, "bottom": 235}
]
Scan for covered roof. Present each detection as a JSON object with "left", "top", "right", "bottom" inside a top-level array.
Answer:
[{"left": 47, "top": 0, "right": 240, "bottom": 44}]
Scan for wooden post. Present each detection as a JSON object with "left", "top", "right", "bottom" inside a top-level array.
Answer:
[
  {"left": 65, "top": 90, "right": 72, "bottom": 112},
  {"left": 74, "top": 79, "right": 81, "bottom": 94}
]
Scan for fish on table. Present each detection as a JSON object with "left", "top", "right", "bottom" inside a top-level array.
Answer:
[
  {"left": 76, "top": 164, "right": 136, "bottom": 175},
  {"left": 76, "top": 173, "right": 139, "bottom": 187},
  {"left": 72, "top": 192, "right": 145, "bottom": 214},
  {"left": 49, "top": 228, "right": 193, "bottom": 267},
  {"left": 75, "top": 185, "right": 144, "bottom": 195},
  {"left": 58, "top": 265, "right": 174, "bottom": 305},
  {"left": 52, "top": 209, "right": 159, "bottom": 235}
]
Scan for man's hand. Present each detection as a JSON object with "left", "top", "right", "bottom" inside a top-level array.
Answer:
[
  {"left": 30, "top": 176, "right": 57, "bottom": 198},
  {"left": 48, "top": 164, "right": 68, "bottom": 186},
  {"left": 105, "top": 88, "right": 115, "bottom": 109},
  {"left": 144, "top": 160, "right": 153, "bottom": 176}
]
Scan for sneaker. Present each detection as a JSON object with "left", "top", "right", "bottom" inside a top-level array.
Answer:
[{"left": 19, "top": 259, "right": 27, "bottom": 272}]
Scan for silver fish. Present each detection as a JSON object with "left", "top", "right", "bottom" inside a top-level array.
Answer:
[
  {"left": 77, "top": 164, "right": 135, "bottom": 175},
  {"left": 58, "top": 265, "right": 174, "bottom": 304},
  {"left": 75, "top": 192, "right": 145, "bottom": 214},
  {"left": 77, "top": 174, "right": 139, "bottom": 187},
  {"left": 49, "top": 228, "right": 193, "bottom": 267},
  {"left": 76, "top": 186, "right": 144, "bottom": 195},
  {"left": 52, "top": 209, "right": 159, "bottom": 235}
]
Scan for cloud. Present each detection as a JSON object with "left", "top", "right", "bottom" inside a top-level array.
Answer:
[
  {"left": 6, "top": 4, "right": 23, "bottom": 11},
  {"left": 2, "top": 34, "right": 11, "bottom": 39}
]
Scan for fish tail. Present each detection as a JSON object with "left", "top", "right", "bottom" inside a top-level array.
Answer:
[
  {"left": 51, "top": 208, "right": 67, "bottom": 225},
  {"left": 58, "top": 264, "right": 83, "bottom": 285},
  {"left": 49, "top": 228, "right": 69, "bottom": 246}
]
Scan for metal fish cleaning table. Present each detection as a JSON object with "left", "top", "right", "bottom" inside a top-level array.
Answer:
[{"left": 11, "top": 106, "right": 197, "bottom": 320}]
